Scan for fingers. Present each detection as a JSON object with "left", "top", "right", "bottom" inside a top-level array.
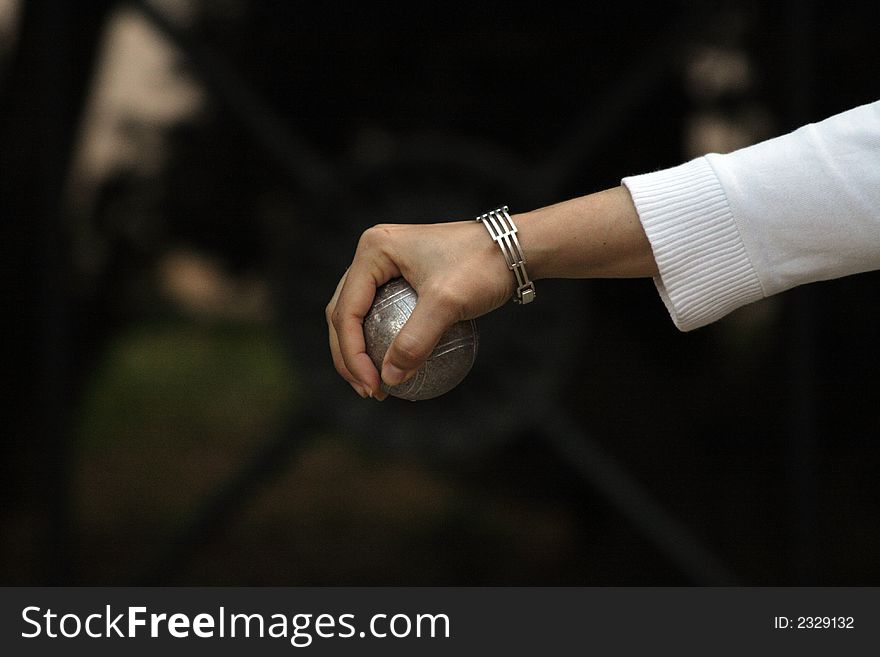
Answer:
[
  {"left": 328, "top": 223, "right": 480, "bottom": 400},
  {"left": 333, "top": 261, "right": 398, "bottom": 400},
  {"left": 326, "top": 270, "right": 369, "bottom": 398},
  {"left": 381, "top": 285, "right": 459, "bottom": 387},
  {"left": 328, "top": 225, "right": 405, "bottom": 401},
  {"left": 333, "top": 269, "right": 383, "bottom": 396},
  {"left": 328, "top": 321, "right": 369, "bottom": 398}
]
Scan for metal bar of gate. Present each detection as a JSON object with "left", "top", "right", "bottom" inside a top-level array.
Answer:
[
  {"left": 129, "top": 0, "right": 334, "bottom": 197},
  {"left": 542, "top": 412, "right": 742, "bottom": 585},
  {"left": 129, "top": 0, "right": 745, "bottom": 586}
]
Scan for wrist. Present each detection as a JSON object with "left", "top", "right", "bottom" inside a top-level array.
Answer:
[
  {"left": 510, "top": 208, "right": 550, "bottom": 281},
  {"left": 512, "top": 186, "right": 657, "bottom": 281},
  {"left": 475, "top": 206, "right": 536, "bottom": 304}
]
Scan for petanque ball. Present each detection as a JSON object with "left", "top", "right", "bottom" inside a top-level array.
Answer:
[{"left": 363, "top": 278, "right": 479, "bottom": 401}]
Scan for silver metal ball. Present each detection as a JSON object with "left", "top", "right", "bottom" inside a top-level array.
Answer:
[{"left": 364, "top": 278, "right": 479, "bottom": 401}]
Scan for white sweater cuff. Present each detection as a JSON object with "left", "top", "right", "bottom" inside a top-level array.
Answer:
[{"left": 622, "top": 157, "right": 765, "bottom": 331}]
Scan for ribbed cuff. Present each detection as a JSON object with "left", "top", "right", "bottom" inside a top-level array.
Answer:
[{"left": 622, "top": 157, "right": 765, "bottom": 331}]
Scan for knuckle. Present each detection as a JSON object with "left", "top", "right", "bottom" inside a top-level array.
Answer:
[
  {"left": 357, "top": 224, "right": 391, "bottom": 251},
  {"left": 426, "top": 280, "right": 464, "bottom": 317},
  {"left": 393, "top": 332, "right": 428, "bottom": 366},
  {"left": 333, "top": 359, "right": 350, "bottom": 380},
  {"left": 330, "top": 307, "right": 344, "bottom": 330}
]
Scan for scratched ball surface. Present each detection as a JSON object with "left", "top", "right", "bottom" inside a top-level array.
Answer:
[{"left": 364, "top": 278, "right": 479, "bottom": 401}]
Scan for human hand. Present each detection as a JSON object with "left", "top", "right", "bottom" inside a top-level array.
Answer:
[
  {"left": 326, "top": 220, "right": 514, "bottom": 400},
  {"left": 326, "top": 187, "right": 655, "bottom": 400}
]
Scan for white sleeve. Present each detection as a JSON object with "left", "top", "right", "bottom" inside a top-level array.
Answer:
[{"left": 622, "top": 100, "right": 880, "bottom": 331}]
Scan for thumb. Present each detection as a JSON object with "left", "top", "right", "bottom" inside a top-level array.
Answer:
[{"left": 381, "top": 292, "right": 457, "bottom": 387}]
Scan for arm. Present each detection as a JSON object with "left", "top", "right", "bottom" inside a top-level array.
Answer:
[
  {"left": 326, "top": 186, "right": 657, "bottom": 400},
  {"left": 625, "top": 99, "right": 880, "bottom": 330},
  {"left": 328, "top": 99, "right": 880, "bottom": 399}
]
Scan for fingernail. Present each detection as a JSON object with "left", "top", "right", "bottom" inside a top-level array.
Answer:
[
  {"left": 355, "top": 384, "right": 369, "bottom": 398},
  {"left": 382, "top": 364, "right": 408, "bottom": 387}
]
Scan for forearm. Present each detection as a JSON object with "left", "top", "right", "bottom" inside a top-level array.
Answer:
[
  {"left": 514, "top": 186, "right": 659, "bottom": 282},
  {"left": 623, "top": 99, "right": 880, "bottom": 331}
]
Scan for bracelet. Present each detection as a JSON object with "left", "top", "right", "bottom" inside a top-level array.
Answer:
[{"left": 476, "top": 206, "right": 536, "bottom": 304}]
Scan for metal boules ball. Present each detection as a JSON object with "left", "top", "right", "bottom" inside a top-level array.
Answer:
[{"left": 364, "top": 278, "right": 479, "bottom": 401}]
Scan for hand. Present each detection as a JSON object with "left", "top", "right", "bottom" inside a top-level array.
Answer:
[
  {"left": 326, "top": 220, "right": 514, "bottom": 400},
  {"left": 326, "top": 187, "right": 655, "bottom": 400}
]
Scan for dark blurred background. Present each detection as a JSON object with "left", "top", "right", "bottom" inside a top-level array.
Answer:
[{"left": 1, "top": 0, "right": 878, "bottom": 586}]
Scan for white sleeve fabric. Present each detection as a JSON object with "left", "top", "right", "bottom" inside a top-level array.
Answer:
[{"left": 622, "top": 100, "right": 880, "bottom": 331}]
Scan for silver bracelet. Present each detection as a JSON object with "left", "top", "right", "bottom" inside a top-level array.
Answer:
[{"left": 476, "top": 206, "right": 536, "bottom": 304}]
